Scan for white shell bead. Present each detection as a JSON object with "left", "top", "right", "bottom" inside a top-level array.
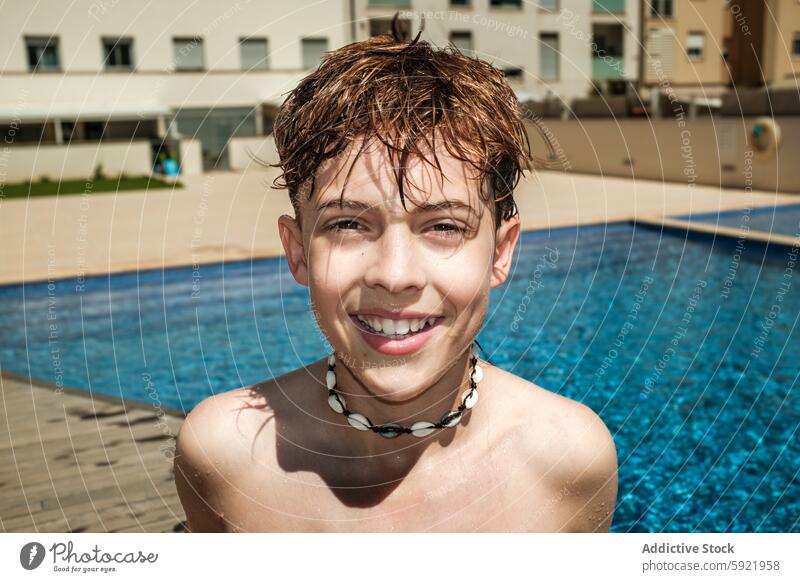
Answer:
[
  {"left": 471, "top": 364, "right": 484, "bottom": 384},
  {"left": 326, "top": 370, "right": 336, "bottom": 390},
  {"left": 347, "top": 413, "right": 371, "bottom": 431},
  {"left": 328, "top": 392, "right": 345, "bottom": 414},
  {"left": 327, "top": 354, "right": 336, "bottom": 366},
  {"left": 410, "top": 421, "right": 437, "bottom": 437},
  {"left": 462, "top": 388, "right": 479, "bottom": 409}
]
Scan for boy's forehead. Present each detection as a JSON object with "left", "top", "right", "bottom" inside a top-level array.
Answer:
[{"left": 309, "top": 135, "right": 483, "bottom": 213}]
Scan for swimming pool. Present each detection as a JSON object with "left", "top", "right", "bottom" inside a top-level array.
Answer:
[
  {"left": 675, "top": 203, "right": 800, "bottom": 237},
  {"left": 0, "top": 222, "right": 797, "bottom": 533}
]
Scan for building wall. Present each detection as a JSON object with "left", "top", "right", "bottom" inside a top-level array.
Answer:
[
  {"left": 0, "top": 0, "right": 351, "bottom": 176},
  {"left": 3, "top": 141, "right": 152, "bottom": 182},
  {"left": 355, "top": 0, "right": 640, "bottom": 104},
  {"left": 0, "top": 0, "right": 349, "bottom": 74},
  {"left": 764, "top": 0, "right": 800, "bottom": 85},
  {"left": 645, "top": 0, "right": 800, "bottom": 89},
  {"left": 645, "top": 0, "right": 732, "bottom": 87},
  {"left": 526, "top": 115, "right": 800, "bottom": 193},
  {"left": 0, "top": 0, "right": 350, "bottom": 120}
]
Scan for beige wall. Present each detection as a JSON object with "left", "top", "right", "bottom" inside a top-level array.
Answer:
[
  {"left": 764, "top": 0, "right": 800, "bottom": 85},
  {"left": 646, "top": 0, "right": 800, "bottom": 88},
  {"left": 645, "top": 0, "right": 731, "bottom": 87},
  {"left": 2, "top": 141, "right": 151, "bottom": 183},
  {"left": 526, "top": 116, "right": 800, "bottom": 194}
]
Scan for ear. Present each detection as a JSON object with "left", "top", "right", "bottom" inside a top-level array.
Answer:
[
  {"left": 278, "top": 214, "right": 309, "bottom": 287},
  {"left": 490, "top": 215, "right": 520, "bottom": 288}
]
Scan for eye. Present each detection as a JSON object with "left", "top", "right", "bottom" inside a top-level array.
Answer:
[
  {"left": 326, "top": 219, "right": 363, "bottom": 232},
  {"left": 430, "top": 223, "right": 466, "bottom": 237}
]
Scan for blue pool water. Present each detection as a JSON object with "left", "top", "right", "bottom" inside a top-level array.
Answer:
[
  {"left": 0, "top": 223, "right": 798, "bottom": 533},
  {"left": 675, "top": 203, "right": 800, "bottom": 237}
]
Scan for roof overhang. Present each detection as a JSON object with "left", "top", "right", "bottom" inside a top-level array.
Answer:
[{"left": 0, "top": 102, "right": 171, "bottom": 123}]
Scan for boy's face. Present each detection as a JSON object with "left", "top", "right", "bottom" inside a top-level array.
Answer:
[{"left": 278, "top": 137, "right": 520, "bottom": 402}]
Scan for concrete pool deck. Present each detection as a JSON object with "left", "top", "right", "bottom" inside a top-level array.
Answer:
[
  {"left": 0, "top": 371, "right": 185, "bottom": 532},
  {"left": 1, "top": 168, "right": 797, "bottom": 286},
  {"left": 0, "top": 167, "right": 797, "bottom": 532}
]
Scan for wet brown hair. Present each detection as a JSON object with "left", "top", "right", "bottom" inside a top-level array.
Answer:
[{"left": 266, "top": 14, "right": 551, "bottom": 229}]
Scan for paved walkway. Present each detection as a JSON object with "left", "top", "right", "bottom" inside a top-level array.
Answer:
[
  {"left": 0, "top": 373, "right": 185, "bottom": 532},
  {"left": 0, "top": 167, "right": 796, "bottom": 532}
]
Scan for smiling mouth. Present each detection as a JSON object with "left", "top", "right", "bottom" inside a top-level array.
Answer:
[{"left": 350, "top": 314, "right": 443, "bottom": 339}]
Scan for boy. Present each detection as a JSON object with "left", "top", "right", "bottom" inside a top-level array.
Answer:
[{"left": 174, "top": 26, "right": 617, "bottom": 533}]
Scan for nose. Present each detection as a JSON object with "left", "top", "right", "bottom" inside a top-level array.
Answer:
[{"left": 362, "top": 224, "right": 427, "bottom": 293}]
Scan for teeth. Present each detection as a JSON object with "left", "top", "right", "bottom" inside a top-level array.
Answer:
[{"left": 355, "top": 315, "right": 439, "bottom": 338}]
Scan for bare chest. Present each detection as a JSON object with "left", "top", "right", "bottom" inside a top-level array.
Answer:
[{"left": 214, "top": 434, "right": 569, "bottom": 532}]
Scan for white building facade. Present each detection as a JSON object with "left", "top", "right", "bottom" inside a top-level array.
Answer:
[
  {"left": 356, "top": 0, "right": 641, "bottom": 107},
  {"left": 0, "top": 0, "right": 640, "bottom": 181},
  {"left": 0, "top": 0, "right": 350, "bottom": 176}
]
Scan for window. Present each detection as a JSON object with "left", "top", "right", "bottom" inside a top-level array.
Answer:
[
  {"left": 102, "top": 37, "right": 133, "bottom": 70},
  {"left": 25, "top": 36, "right": 60, "bottom": 71},
  {"left": 793, "top": 32, "right": 800, "bottom": 57},
  {"left": 687, "top": 31, "right": 704, "bottom": 60},
  {"left": 450, "top": 0, "right": 470, "bottom": 6},
  {"left": 649, "top": 0, "right": 673, "bottom": 17},
  {"left": 173, "top": 37, "right": 204, "bottom": 70},
  {"left": 240, "top": 37, "right": 269, "bottom": 70},
  {"left": 490, "top": 0, "right": 522, "bottom": 7},
  {"left": 449, "top": 31, "right": 473, "bottom": 56},
  {"left": 301, "top": 38, "right": 328, "bottom": 69},
  {"left": 369, "top": 17, "right": 411, "bottom": 40},
  {"left": 539, "top": 33, "right": 559, "bottom": 80},
  {"left": 540, "top": 0, "right": 559, "bottom": 9}
]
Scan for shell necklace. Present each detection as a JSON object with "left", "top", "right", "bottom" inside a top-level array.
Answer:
[{"left": 324, "top": 343, "right": 483, "bottom": 438}]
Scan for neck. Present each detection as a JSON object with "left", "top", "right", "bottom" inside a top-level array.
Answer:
[{"left": 325, "top": 346, "right": 475, "bottom": 457}]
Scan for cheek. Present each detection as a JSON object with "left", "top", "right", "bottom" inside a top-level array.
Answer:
[
  {"left": 432, "top": 244, "right": 494, "bottom": 309},
  {"left": 308, "top": 244, "right": 360, "bottom": 308}
]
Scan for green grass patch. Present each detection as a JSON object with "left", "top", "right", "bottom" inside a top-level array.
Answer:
[{"left": 0, "top": 175, "right": 181, "bottom": 199}]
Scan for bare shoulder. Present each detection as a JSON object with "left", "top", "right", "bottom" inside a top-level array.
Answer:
[
  {"left": 174, "top": 389, "right": 253, "bottom": 531},
  {"left": 487, "top": 363, "right": 619, "bottom": 532},
  {"left": 174, "top": 368, "right": 309, "bottom": 531}
]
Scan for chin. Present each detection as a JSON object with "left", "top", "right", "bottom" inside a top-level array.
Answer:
[{"left": 356, "top": 366, "right": 431, "bottom": 401}]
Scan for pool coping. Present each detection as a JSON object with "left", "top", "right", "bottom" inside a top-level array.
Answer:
[
  {"left": 0, "top": 367, "right": 187, "bottom": 419},
  {"left": 634, "top": 215, "right": 800, "bottom": 250}
]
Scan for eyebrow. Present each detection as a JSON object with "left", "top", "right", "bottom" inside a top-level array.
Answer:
[{"left": 315, "top": 199, "right": 474, "bottom": 214}]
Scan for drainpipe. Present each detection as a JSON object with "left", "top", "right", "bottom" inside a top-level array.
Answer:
[{"left": 637, "top": 0, "right": 645, "bottom": 97}]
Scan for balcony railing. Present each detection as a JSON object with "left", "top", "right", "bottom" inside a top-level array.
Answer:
[
  {"left": 368, "top": 0, "right": 411, "bottom": 6},
  {"left": 592, "top": 0, "right": 625, "bottom": 14},
  {"left": 592, "top": 56, "right": 624, "bottom": 80}
]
